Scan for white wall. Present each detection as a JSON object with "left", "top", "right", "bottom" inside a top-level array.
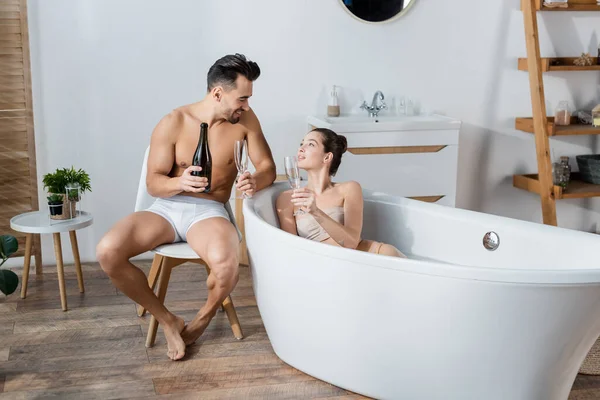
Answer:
[{"left": 22, "top": 0, "right": 600, "bottom": 265}]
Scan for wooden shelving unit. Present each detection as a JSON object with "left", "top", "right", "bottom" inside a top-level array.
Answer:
[
  {"left": 515, "top": 0, "right": 600, "bottom": 226},
  {"left": 529, "top": 0, "right": 600, "bottom": 11},
  {"left": 515, "top": 117, "right": 600, "bottom": 136},
  {"left": 541, "top": 3, "right": 600, "bottom": 10},
  {"left": 518, "top": 57, "right": 600, "bottom": 72},
  {"left": 514, "top": 173, "right": 600, "bottom": 199}
]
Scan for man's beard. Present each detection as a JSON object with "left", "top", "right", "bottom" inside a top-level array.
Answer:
[{"left": 227, "top": 109, "right": 242, "bottom": 124}]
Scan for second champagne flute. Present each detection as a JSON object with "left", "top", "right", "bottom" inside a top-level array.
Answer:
[
  {"left": 284, "top": 156, "right": 304, "bottom": 216},
  {"left": 234, "top": 139, "right": 249, "bottom": 199}
]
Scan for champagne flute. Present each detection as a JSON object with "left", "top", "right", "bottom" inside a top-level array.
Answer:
[
  {"left": 284, "top": 156, "right": 304, "bottom": 216},
  {"left": 234, "top": 139, "right": 250, "bottom": 199}
]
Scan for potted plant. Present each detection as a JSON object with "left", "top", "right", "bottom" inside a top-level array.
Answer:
[
  {"left": 0, "top": 234, "right": 19, "bottom": 296},
  {"left": 47, "top": 193, "right": 64, "bottom": 216},
  {"left": 42, "top": 166, "right": 91, "bottom": 220}
]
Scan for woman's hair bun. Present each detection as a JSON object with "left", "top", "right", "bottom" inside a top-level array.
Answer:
[{"left": 337, "top": 135, "right": 348, "bottom": 153}]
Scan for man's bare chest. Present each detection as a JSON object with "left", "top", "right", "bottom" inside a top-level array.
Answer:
[{"left": 174, "top": 123, "right": 246, "bottom": 170}]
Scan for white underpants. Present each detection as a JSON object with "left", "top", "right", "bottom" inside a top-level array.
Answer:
[{"left": 145, "top": 195, "right": 241, "bottom": 243}]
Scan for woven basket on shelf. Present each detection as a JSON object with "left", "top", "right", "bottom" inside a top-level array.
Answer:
[
  {"left": 580, "top": 336, "right": 600, "bottom": 375},
  {"left": 576, "top": 154, "right": 600, "bottom": 185}
]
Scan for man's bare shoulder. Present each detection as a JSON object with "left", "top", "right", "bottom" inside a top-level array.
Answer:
[
  {"left": 152, "top": 109, "right": 186, "bottom": 140},
  {"left": 161, "top": 108, "right": 187, "bottom": 126},
  {"left": 239, "top": 107, "right": 262, "bottom": 134}
]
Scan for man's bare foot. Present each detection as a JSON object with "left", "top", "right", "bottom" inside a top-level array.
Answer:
[
  {"left": 181, "top": 315, "right": 212, "bottom": 346},
  {"left": 163, "top": 316, "right": 186, "bottom": 360}
]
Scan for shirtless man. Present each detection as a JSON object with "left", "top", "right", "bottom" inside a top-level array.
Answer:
[{"left": 96, "top": 54, "right": 276, "bottom": 361}]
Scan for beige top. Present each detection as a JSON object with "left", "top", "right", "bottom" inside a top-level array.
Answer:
[{"left": 296, "top": 206, "right": 344, "bottom": 242}]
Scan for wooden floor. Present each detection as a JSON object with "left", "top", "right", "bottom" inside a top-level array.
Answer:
[{"left": 0, "top": 261, "right": 599, "bottom": 399}]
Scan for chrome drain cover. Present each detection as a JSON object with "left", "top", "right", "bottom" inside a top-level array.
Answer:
[{"left": 483, "top": 231, "right": 499, "bottom": 251}]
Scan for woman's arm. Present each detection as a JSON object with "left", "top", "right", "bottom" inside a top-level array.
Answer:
[
  {"left": 276, "top": 191, "right": 298, "bottom": 236},
  {"left": 292, "top": 181, "right": 363, "bottom": 249}
]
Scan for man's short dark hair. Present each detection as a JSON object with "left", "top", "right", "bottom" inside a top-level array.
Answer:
[{"left": 207, "top": 53, "right": 260, "bottom": 92}]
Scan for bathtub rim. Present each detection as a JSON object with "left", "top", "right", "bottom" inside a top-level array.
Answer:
[{"left": 243, "top": 183, "right": 600, "bottom": 285}]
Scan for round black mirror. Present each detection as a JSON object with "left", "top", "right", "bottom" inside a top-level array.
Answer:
[{"left": 339, "top": 0, "right": 416, "bottom": 24}]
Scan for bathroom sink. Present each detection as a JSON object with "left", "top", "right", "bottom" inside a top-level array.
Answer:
[{"left": 307, "top": 114, "right": 461, "bottom": 133}]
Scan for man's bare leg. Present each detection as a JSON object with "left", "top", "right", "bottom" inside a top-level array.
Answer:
[
  {"left": 180, "top": 218, "right": 240, "bottom": 345},
  {"left": 96, "top": 211, "right": 187, "bottom": 360}
]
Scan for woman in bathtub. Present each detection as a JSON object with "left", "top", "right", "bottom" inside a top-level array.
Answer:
[{"left": 276, "top": 127, "right": 406, "bottom": 258}]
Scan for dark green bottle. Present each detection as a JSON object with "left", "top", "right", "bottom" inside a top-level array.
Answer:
[{"left": 191, "top": 122, "right": 212, "bottom": 192}]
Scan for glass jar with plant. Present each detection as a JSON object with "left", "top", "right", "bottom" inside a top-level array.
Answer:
[{"left": 63, "top": 167, "right": 91, "bottom": 201}]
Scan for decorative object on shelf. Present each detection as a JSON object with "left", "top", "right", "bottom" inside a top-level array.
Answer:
[
  {"left": 576, "top": 154, "right": 600, "bottom": 184},
  {"left": 554, "top": 101, "right": 571, "bottom": 126},
  {"left": 560, "top": 156, "right": 571, "bottom": 189},
  {"left": 592, "top": 104, "right": 600, "bottom": 127},
  {"left": 552, "top": 156, "right": 571, "bottom": 189},
  {"left": 327, "top": 85, "right": 340, "bottom": 117},
  {"left": 543, "top": 0, "right": 568, "bottom": 8},
  {"left": 576, "top": 110, "right": 593, "bottom": 125},
  {"left": 551, "top": 162, "right": 562, "bottom": 187},
  {"left": 573, "top": 53, "right": 595, "bottom": 67},
  {"left": 42, "top": 166, "right": 91, "bottom": 220},
  {"left": 0, "top": 234, "right": 18, "bottom": 296}
]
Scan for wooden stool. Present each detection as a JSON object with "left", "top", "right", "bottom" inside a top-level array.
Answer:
[{"left": 137, "top": 245, "right": 243, "bottom": 348}]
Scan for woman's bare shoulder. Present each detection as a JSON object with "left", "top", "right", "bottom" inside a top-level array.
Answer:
[{"left": 335, "top": 180, "right": 362, "bottom": 193}]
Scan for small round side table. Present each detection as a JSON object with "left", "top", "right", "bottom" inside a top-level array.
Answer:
[{"left": 10, "top": 211, "right": 94, "bottom": 311}]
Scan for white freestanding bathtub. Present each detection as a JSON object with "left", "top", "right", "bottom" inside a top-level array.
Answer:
[{"left": 243, "top": 182, "right": 600, "bottom": 400}]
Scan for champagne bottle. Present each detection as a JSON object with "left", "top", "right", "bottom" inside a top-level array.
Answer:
[{"left": 191, "top": 122, "right": 212, "bottom": 193}]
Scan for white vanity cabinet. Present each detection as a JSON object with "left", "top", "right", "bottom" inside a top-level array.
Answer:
[{"left": 306, "top": 114, "right": 461, "bottom": 207}]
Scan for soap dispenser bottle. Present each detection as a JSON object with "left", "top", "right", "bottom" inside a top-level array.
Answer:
[{"left": 327, "top": 85, "right": 340, "bottom": 117}]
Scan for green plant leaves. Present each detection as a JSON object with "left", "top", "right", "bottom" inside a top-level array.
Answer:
[
  {"left": 0, "top": 234, "right": 18, "bottom": 262},
  {"left": 42, "top": 166, "right": 92, "bottom": 194},
  {"left": 47, "top": 193, "right": 63, "bottom": 203},
  {"left": 0, "top": 269, "right": 18, "bottom": 295},
  {"left": 0, "top": 235, "right": 19, "bottom": 295}
]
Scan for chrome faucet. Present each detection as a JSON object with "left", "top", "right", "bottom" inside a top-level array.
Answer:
[{"left": 360, "top": 90, "right": 387, "bottom": 117}]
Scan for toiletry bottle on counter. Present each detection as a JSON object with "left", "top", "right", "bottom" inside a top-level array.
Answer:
[
  {"left": 327, "top": 85, "right": 340, "bottom": 117},
  {"left": 405, "top": 97, "right": 415, "bottom": 116}
]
